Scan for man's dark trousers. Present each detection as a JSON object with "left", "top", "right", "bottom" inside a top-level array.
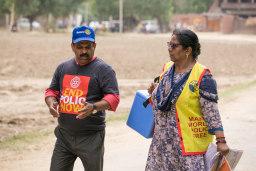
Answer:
[{"left": 50, "top": 126, "right": 105, "bottom": 171}]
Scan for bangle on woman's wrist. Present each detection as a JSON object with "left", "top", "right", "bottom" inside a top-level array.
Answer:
[
  {"left": 216, "top": 136, "right": 226, "bottom": 144},
  {"left": 216, "top": 139, "right": 227, "bottom": 144},
  {"left": 216, "top": 136, "right": 225, "bottom": 140},
  {"left": 92, "top": 103, "right": 97, "bottom": 110}
]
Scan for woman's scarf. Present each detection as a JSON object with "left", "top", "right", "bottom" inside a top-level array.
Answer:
[{"left": 156, "top": 65, "right": 191, "bottom": 112}]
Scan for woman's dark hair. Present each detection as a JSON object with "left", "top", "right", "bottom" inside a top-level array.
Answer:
[{"left": 172, "top": 28, "right": 201, "bottom": 60}]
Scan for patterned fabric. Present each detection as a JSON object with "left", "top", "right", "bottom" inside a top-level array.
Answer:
[
  {"left": 156, "top": 65, "right": 191, "bottom": 112},
  {"left": 199, "top": 74, "right": 218, "bottom": 103},
  {"left": 145, "top": 70, "right": 223, "bottom": 171}
]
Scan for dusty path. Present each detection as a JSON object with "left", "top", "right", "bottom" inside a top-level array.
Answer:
[
  {"left": 1, "top": 83, "right": 256, "bottom": 171},
  {"left": 1, "top": 31, "right": 256, "bottom": 171},
  {"left": 219, "top": 86, "right": 256, "bottom": 171}
]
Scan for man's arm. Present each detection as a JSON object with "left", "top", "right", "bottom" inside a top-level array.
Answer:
[
  {"left": 45, "top": 96, "right": 59, "bottom": 118},
  {"left": 77, "top": 64, "right": 120, "bottom": 119},
  {"left": 44, "top": 64, "right": 62, "bottom": 117}
]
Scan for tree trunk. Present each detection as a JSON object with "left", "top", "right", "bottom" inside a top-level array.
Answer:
[
  {"left": 9, "top": 2, "right": 15, "bottom": 31},
  {"left": 157, "top": 17, "right": 164, "bottom": 33},
  {"left": 46, "top": 13, "right": 50, "bottom": 32},
  {"left": 67, "top": 14, "right": 74, "bottom": 32},
  {"left": 5, "top": 14, "right": 10, "bottom": 29},
  {"left": 46, "top": 13, "right": 55, "bottom": 32},
  {"left": 28, "top": 17, "right": 34, "bottom": 31},
  {"left": 29, "top": 21, "right": 33, "bottom": 31}
]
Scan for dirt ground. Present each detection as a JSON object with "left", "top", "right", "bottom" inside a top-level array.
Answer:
[
  {"left": 1, "top": 85, "right": 256, "bottom": 171},
  {"left": 0, "top": 31, "right": 256, "bottom": 79},
  {"left": 0, "top": 31, "right": 256, "bottom": 170}
]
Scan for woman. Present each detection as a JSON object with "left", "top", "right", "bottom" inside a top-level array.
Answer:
[{"left": 145, "top": 29, "right": 229, "bottom": 171}]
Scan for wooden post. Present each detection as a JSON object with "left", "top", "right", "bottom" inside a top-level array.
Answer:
[
  {"left": 9, "top": 2, "right": 15, "bottom": 31},
  {"left": 5, "top": 14, "right": 9, "bottom": 29},
  {"left": 119, "top": 0, "right": 123, "bottom": 33}
]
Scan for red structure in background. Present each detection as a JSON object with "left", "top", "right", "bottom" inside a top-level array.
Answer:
[
  {"left": 220, "top": 0, "right": 256, "bottom": 16},
  {"left": 170, "top": 0, "right": 256, "bottom": 34}
]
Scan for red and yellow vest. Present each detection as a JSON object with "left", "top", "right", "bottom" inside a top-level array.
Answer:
[
  {"left": 175, "top": 62, "right": 213, "bottom": 155},
  {"left": 158, "top": 61, "right": 213, "bottom": 155}
]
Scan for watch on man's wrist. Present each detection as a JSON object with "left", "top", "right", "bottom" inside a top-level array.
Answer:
[{"left": 92, "top": 103, "right": 97, "bottom": 111}]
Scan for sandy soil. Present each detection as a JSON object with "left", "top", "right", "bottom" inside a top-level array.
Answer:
[
  {"left": 1, "top": 84, "right": 256, "bottom": 171},
  {"left": 0, "top": 31, "right": 256, "bottom": 170},
  {"left": 0, "top": 31, "right": 256, "bottom": 79}
]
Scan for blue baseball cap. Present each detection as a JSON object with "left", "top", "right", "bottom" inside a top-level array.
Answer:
[{"left": 72, "top": 26, "right": 95, "bottom": 43}]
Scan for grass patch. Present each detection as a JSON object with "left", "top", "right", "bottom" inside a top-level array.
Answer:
[
  {"left": 219, "top": 80, "right": 256, "bottom": 98},
  {"left": 2, "top": 80, "right": 255, "bottom": 151},
  {"left": 0, "top": 129, "right": 52, "bottom": 151},
  {"left": 0, "top": 114, "right": 129, "bottom": 151},
  {"left": 106, "top": 113, "right": 128, "bottom": 122}
]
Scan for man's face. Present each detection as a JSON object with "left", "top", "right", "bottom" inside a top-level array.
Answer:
[{"left": 71, "top": 41, "right": 96, "bottom": 65}]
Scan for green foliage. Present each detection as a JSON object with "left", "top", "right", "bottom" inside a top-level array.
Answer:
[
  {"left": 90, "top": 0, "right": 119, "bottom": 20},
  {"left": 46, "top": 0, "right": 85, "bottom": 17},
  {"left": 0, "top": 0, "right": 87, "bottom": 17},
  {"left": 0, "top": 0, "right": 15, "bottom": 14},
  {"left": 16, "top": 0, "right": 40, "bottom": 19},
  {"left": 129, "top": 0, "right": 173, "bottom": 20},
  {"left": 89, "top": 0, "right": 173, "bottom": 31},
  {"left": 0, "top": 0, "right": 214, "bottom": 31},
  {"left": 173, "top": 0, "right": 214, "bottom": 14},
  {"left": 131, "top": 0, "right": 173, "bottom": 30}
]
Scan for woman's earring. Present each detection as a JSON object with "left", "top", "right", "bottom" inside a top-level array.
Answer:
[{"left": 186, "top": 53, "right": 189, "bottom": 58}]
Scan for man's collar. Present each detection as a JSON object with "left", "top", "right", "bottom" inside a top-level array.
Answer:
[{"left": 75, "top": 56, "right": 96, "bottom": 66}]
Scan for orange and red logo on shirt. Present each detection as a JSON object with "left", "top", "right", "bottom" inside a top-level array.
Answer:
[{"left": 59, "top": 75, "right": 90, "bottom": 115}]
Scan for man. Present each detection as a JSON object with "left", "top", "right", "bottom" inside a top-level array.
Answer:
[{"left": 45, "top": 25, "right": 119, "bottom": 171}]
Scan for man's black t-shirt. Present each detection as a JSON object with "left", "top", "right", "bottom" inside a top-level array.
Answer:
[{"left": 49, "top": 57, "right": 119, "bottom": 133}]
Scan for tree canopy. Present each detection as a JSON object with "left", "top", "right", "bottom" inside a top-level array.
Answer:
[
  {"left": 173, "top": 0, "right": 213, "bottom": 14},
  {"left": 0, "top": 0, "right": 214, "bottom": 31},
  {"left": 89, "top": 0, "right": 173, "bottom": 31}
]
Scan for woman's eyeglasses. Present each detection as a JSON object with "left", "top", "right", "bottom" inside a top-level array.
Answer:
[{"left": 167, "top": 42, "right": 181, "bottom": 49}]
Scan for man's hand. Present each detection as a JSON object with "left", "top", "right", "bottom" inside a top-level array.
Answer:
[
  {"left": 45, "top": 96, "right": 59, "bottom": 118},
  {"left": 76, "top": 102, "right": 94, "bottom": 119}
]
